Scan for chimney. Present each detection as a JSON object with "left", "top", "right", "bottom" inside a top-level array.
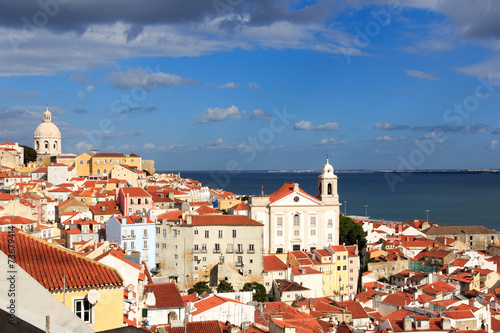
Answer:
[
  {"left": 141, "top": 217, "right": 147, "bottom": 224},
  {"left": 403, "top": 317, "right": 412, "bottom": 331},
  {"left": 441, "top": 317, "right": 451, "bottom": 331},
  {"left": 90, "top": 150, "right": 97, "bottom": 156},
  {"left": 121, "top": 217, "right": 127, "bottom": 224},
  {"left": 186, "top": 215, "right": 192, "bottom": 225},
  {"left": 293, "top": 183, "right": 299, "bottom": 192}
]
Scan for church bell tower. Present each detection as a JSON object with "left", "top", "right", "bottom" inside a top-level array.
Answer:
[{"left": 317, "top": 157, "right": 339, "bottom": 205}]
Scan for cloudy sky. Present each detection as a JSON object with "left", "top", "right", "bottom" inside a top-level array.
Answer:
[{"left": 1, "top": 0, "right": 500, "bottom": 171}]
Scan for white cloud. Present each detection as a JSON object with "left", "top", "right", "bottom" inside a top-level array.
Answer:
[
  {"left": 405, "top": 69, "right": 440, "bottom": 81},
  {"left": 489, "top": 140, "right": 499, "bottom": 151},
  {"left": 315, "top": 138, "right": 347, "bottom": 146},
  {"left": 108, "top": 68, "right": 198, "bottom": 90},
  {"left": 374, "top": 122, "right": 409, "bottom": 131},
  {"left": 248, "top": 82, "right": 260, "bottom": 89},
  {"left": 158, "top": 143, "right": 185, "bottom": 151},
  {"left": 196, "top": 105, "right": 240, "bottom": 123},
  {"left": 250, "top": 109, "right": 273, "bottom": 121},
  {"left": 143, "top": 143, "right": 155, "bottom": 149},
  {"left": 294, "top": 120, "right": 340, "bottom": 131},
  {"left": 373, "top": 136, "right": 406, "bottom": 142}
]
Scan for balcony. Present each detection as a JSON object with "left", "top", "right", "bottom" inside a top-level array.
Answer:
[
  {"left": 247, "top": 249, "right": 255, "bottom": 254},
  {"left": 192, "top": 248, "right": 200, "bottom": 254},
  {"left": 200, "top": 249, "right": 207, "bottom": 253},
  {"left": 226, "top": 249, "right": 234, "bottom": 253},
  {"left": 213, "top": 249, "right": 221, "bottom": 254},
  {"left": 235, "top": 262, "right": 244, "bottom": 267},
  {"left": 122, "top": 235, "right": 134, "bottom": 240},
  {"left": 235, "top": 249, "right": 244, "bottom": 254}
]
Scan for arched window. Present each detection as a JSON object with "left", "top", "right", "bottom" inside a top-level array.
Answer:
[
  {"left": 97, "top": 169, "right": 100, "bottom": 174},
  {"left": 36, "top": 141, "right": 40, "bottom": 150},
  {"left": 44, "top": 141, "right": 49, "bottom": 149},
  {"left": 327, "top": 183, "right": 332, "bottom": 195},
  {"left": 103, "top": 169, "right": 107, "bottom": 174},
  {"left": 293, "top": 214, "right": 300, "bottom": 227}
]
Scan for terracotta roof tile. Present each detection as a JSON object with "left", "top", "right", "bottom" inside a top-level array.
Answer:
[
  {"left": 264, "top": 255, "right": 288, "bottom": 271},
  {"left": 190, "top": 215, "right": 262, "bottom": 226},
  {"left": 0, "top": 231, "right": 122, "bottom": 292},
  {"left": 145, "top": 282, "right": 184, "bottom": 309},
  {"left": 268, "top": 182, "right": 319, "bottom": 204},
  {"left": 191, "top": 295, "right": 245, "bottom": 316}
]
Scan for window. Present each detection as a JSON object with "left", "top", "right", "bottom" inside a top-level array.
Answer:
[
  {"left": 350, "top": 269, "right": 353, "bottom": 273},
  {"left": 294, "top": 230, "right": 300, "bottom": 236},
  {"left": 293, "top": 245, "right": 300, "bottom": 251},
  {"left": 80, "top": 160, "right": 83, "bottom": 165},
  {"left": 249, "top": 244, "right": 255, "bottom": 253},
  {"left": 227, "top": 244, "right": 233, "bottom": 253},
  {"left": 470, "top": 235, "right": 473, "bottom": 240},
  {"left": 350, "top": 260, "right": 353, "bottom": 264},
  {"left": 277, "top": 217, "right": 283, "bottom": 228},
  {"left": 310, "top": 217, "right": 316, "bottom": 227},
  {"left": 103, "top": 169, "right": 107, "bottom": 174},
  {"left": 156, "top": 227, "right": 160, "bottom": 234},
  {"left": 327, "top": 219, "right": 333, "bottom": 228},
  {"left": 145, "top": 199, "right": 148, "bottom": 204},
  {"left": 96, "top": 159, "right": 100, "bottom": 164},
  {"left": 156, "top": 243, "right": 159, "bottom": 248},
  {"left": 163, "top": 229, "right": 166, "bottom": 237},
  {"left": 310, "top": 230, "right": 316, "bottom": 236},
  {"left": 131, "top": 230, "right": 135, "bottom": 238},
  {"left": 144, "top": 229, "right": 148, "bottom": 238},
  {"left": 232, "top": 229, "right": 237, "bottom": 238},
  {"left": 201, "top": 244, "right": 207, "bottom": 252},
  {"left": 74, "top": 299, "right": 92, "bottom": 323},
  {"left": 123, "top": 242, "right": 127, "bottom": 250},
  {"left": 205, "top": 230, "right": 209, "bottom": 238},
  {"left": 103, "top": 159, "right": 107, "bottom": 164},
  {"left": 194, "top": 229, "right": 198, "bottom": 235},
  {"left": 162, "top": 243, "right": 166, "bottom": 249},
  {"left": 293, "top": 214, "right": 300, "bottom": 227},
  {"left": 143, "top": 240, "right": 148, "bottom": 249},
  {"left": 337, "top": 266, "right": 341, "bottom": 271},
  {"left": 337, "top": 256, "right": 341, "bottom": 260},
  {"left": 214, "top": 244, "right": 221, "bottom": 253},
  {"left": 130, "top": 199, "right": 134, "bottom": 205},
  {"left": 130, "top": 241, "right": 135, "bottom": 250},
  {"left": 343, "top": 255, "right": 346, "bottom": 260},
  {"left": 175, "top": 254, "right": 178, "bottom": 259},
  {"left": 110, "top": 159, "right": 113, "bottom": 164},
  {"left": 277, "top": 248, "right": 283, "bottom": 253},
  {"left": 328, "top": 234, "right": 332, "bottom": 242},
  {"left": 117, "top": 159, "right": 120, "bottom": 164},
  {"left": 327, "top": 266, "right": 331, "bottom": 274},
  {"left": 218, "top": 230, "right": 223, "bottom": 238},
  {"left": 343, "top": 265, "right": 347, "bottom": 270},
  {"left": 277, "top": 230, "right": 283, "bottom": 236},
  {"left": 194, "top": 244, "right": 199, "bottom": 251},
  {"left": 237, "top": 244, "right": 243, "bottom": 253}
]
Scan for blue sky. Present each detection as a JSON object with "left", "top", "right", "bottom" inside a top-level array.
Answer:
[{"left": 1, "top": 0, "right": 500, "bottom": 171}]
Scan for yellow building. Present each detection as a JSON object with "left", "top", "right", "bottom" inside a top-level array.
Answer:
[
  {"left": 288, "top": 245, "right": 351, "bottom": 296},
  {"left": 76, "top": 152, "right": 92, "bottom": 176},
  {"left": 0, "top": 231, "right": 124, "bottom": 331},
  {"left": 56, "top": 154, "right": 77, "bottom": 168},
  {"left": 91, "top": 152, "right": 142, "bottom": 176}
]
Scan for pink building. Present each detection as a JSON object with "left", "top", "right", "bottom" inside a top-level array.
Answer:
[{"left": 116, "top": 187, "right": 153, "bottom": 216}]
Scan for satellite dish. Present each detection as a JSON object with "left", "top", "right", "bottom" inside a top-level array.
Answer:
[{"left": 87, "top": 290, "right": 100, "bottom": 305}]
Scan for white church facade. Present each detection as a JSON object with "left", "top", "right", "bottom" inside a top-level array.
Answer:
[{"left": 248, "top": 159, "right": 341, "bottom": 254}]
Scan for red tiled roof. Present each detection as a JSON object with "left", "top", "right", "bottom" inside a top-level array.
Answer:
[
  {"left": 264, "top": 255, "right": 288, "bottom": 271},
  {"left": 158, "top": 210, "right": 185, "bottom": 221},
  {"left": 337, "top": 300, "right": 369, "bottom": 319},
  {"left": 191, "top": 295, "right": 245, "bottom": 315},
  {"left": 0, "top": 192, "right": 17, "bottom": 200},
  {"left": 49, "top": 186, "right": 73, "bottom": 193},
  {"left": 144, "top": 283, "right": 184, "bottom": 309},
  {"left": 93, "top": 153, "right": 125, "bottom": 157},
  {"left": 0, "top": 216, "right": 36, "bottom": 225},
  {"left": 292, "top": 267, "right": 322, "bottom": 275},
  {"left": 421, "top": 280, "right": 456, "bottom": 295},
  {"left": 164, "top": 321, "right": 224, "bottom": 333},
  {"left": 0, "top": 231, "right": 122, "bottom": 292},
  {"left": 120, "top": 187, "right": 152, "bottom": 197},
  {"left": 381, "top": 292, "right": 414, "bottom": 307},
  {"left": 190, "top": 215, "right": 262, "bottom": 226},
  {"left": 229, "top": 202, "right": 248, "bottom": 211},
  {"left": 182, "top": 294, "right": 198, "bottom": 304},
  {"left": 268, "top": 182, "right": 319, "bottom": 204},
  {"left": 195, "top": 206, "right": 222, "bottom": 215}
]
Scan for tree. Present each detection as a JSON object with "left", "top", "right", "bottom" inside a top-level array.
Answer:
[
  {"left": 241, "top": 282, "right": 268, "bottom": 302},
  {"left": 20, "top": 145, "right": 37, "bottom": 164},
  {"left": 187, "top": 281, "right": 211, "bottom": 295},
  {"left": 143, "top": 169, "right": 151, "bottom": 176},
  {"left": 217, "top": 280, "right": 234, "bottom": 293},
  {"left": 339, "top": 214, "right": 367, "bottom": 250}
]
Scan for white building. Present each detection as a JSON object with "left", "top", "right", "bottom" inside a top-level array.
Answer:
[
  {"left": 188, "top": 295, "right": 254, "bottom": 326},
  {"left": 47, "top": 163, "right": 76, "bottom": 186},
  {"left": 34, "top": 107, "right": 61, "bottom": 164},
  {"left": 106, "top": 215, "right": 156, "bottom": 270},
  {"left": 248, "top": 159, "right": 341, "bottom": 253}
]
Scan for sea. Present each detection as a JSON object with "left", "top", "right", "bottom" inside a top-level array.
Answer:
[{"left": 167, "top": 170, "right": 500, "bottom": 231}]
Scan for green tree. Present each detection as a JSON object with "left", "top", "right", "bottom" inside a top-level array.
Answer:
[
  {"left": 217, "top": 280, "right": 235, "bottom": 293},
  {"left": 339, "top": 215, "right": 367, "bottom": 250},
  {"left": 187, "top": 281, "right": 211, "bottom": 295},
  {"left": 20, "top": 145, "right": 37, "bottom": 165},
  {"left": 241, "top": 282, "right": 268, "bottom": 302}
]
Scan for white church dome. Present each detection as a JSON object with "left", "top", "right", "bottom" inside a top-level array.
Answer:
[
  {"left": 34, "top": 108, "right": 61, "bottom": 139},
  {"left": 320, "top": 158, "right": 335, "bottom": 176}
]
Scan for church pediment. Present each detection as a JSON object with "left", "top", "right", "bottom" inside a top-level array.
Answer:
[{"left": 270, "top": 191, "right": 322, "bottom": 207}]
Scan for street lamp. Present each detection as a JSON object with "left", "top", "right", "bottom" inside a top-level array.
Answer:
[
  {"left": 344, "top": 201, "right": 347, "bottom": 216},
  {"left": 365, "top": 205, "right": 368, "bottom": 218},
  {"left": 425, "top": 210, "right": 429, "bottom": 221}
]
